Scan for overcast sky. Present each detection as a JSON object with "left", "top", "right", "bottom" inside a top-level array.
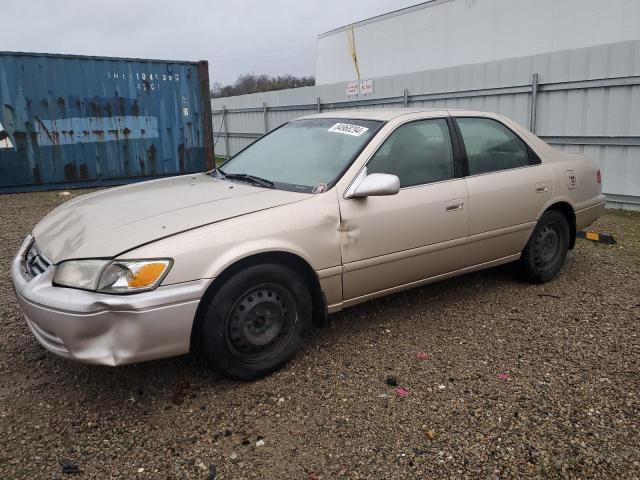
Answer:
[{"left": 0, "top": 0, "right": 419, "bottom": 85}]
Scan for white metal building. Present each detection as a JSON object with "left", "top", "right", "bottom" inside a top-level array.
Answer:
[
  {"left": 212, "top": 0, "right": 640, "bottom": 209},
  {"left": 315, "top": 0, "right": 640, "bottom": 85}
]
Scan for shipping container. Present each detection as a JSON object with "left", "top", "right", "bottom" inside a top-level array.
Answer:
[{"left": 0, "top": 52, "right": 214, "bottom": 193}]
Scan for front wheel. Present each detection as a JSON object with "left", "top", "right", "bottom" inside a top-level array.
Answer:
[
  {"left": 520, "top": 209, "right": 570, "bottom": 283},
  {"left": 200, "top": 263, "right": 312, "bottom": 380}
]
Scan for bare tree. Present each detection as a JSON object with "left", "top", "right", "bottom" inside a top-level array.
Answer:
[{"left": 211, "top": 74, "right": 315, "bottom": 98}]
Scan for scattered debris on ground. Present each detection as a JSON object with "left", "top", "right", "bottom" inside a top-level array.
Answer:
[
  {"left": 1, "top": 190, "right": 639, "bottom": 478},
  {"left": 394, "top": 386, "right": 410, "bottom": 397}
]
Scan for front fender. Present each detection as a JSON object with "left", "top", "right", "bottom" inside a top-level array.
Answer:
[{"left": 120, "top": 192, "right": 342, "bottom": 286}]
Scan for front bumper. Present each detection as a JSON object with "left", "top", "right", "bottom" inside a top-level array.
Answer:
[{"left": 11, "top": 236, "right": 209, "bottom": 366}]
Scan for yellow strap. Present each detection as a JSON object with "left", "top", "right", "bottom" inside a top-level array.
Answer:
[{"left": 346, "top": 24, "right": 361, "bottom": 82}]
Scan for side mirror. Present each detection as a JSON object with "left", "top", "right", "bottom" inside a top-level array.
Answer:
[{"left": 345, "top": 167, "right": 400, "bottom": 198}]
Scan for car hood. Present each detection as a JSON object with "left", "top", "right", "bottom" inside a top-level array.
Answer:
[{"left": 33, "top": 173, "right": 311, "bottom": 263}]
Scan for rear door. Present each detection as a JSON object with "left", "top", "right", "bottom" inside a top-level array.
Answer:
[{"left": 453, "top": 116, "right": 552, "bottom": 266}]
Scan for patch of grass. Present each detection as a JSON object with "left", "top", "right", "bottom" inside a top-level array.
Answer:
[
  {"left": 215, "top": 156, "right": 229, "bottom": 168},
  {"left": 587, "top": 208, "right": 640, "bottom": 258},
  {"left": 602, "top": 208, "right": 640, "bottom": 222}
]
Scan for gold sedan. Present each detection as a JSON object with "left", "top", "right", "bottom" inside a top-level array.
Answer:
[{"left": 12, "top": 109, "right": 605, "bottom": 379}]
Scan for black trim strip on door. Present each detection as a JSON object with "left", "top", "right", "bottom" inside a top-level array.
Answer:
[{"left": 448, "top": 116, "right": 469, "bottom": 177}]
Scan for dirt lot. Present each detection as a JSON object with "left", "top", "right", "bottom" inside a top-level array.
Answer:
[{"left": 0, "top": 190, "right": 638, "bottom": 479}]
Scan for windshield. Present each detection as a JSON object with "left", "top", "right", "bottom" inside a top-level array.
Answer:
[{"left": 219, "top": 118, "right": 383, "bottom": 192}]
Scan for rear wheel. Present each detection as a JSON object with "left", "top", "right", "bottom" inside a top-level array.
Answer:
[
  {"left": 200, "top": 263, "right": 312, "bottom": 380},
  {"left": 520, "top": 209, "right": 570, "bottom": 283}
]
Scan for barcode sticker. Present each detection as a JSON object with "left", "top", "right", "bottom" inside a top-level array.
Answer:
[{"left": 328, "top": 123, "right": 369, "bottom": 137}]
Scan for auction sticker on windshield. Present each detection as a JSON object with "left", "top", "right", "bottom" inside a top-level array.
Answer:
[{"left": 328, "top": 123, "right": 369, "bottom": 137}]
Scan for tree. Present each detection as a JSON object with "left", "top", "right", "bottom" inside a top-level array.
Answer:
[{"left": 211, "top": 73, "right": 315, "bottom": 98}]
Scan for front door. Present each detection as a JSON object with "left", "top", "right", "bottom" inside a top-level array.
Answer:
[{"left": 338, "top": 117, "right": 469, "bottom": 302}]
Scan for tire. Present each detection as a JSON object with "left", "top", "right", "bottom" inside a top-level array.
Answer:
[
  {"left": 520, "top": 209, "right": 570, "bottom": 283},
  {"left": 200, "top": 263, "right": 312, "bottom": 380}
]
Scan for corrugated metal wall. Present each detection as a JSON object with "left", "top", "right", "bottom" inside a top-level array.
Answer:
[
  {"left": 212, "top": 40, "right": 640, "bottom": 210},
  {"left": 315, "top": 0, "right": 640, "bottom": 85},
  {"left": 0, "top": 52, "right": 214, "bottom": 193}
]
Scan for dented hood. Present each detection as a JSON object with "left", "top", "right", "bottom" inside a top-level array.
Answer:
[{"left": 33, "top": 173, "right": 310, "bottom": 263}]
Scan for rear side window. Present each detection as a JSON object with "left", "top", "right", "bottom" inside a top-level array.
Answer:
[
  {"left": 457, "top": 118, "right": 529, "bottom": 175},
  {"left": 367, "top": 118, "right": 455, "bottom": 188}
]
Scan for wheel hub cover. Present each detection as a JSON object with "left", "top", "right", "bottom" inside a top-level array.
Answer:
[
  {"left": 243, "top": 302, "right": 282, "bottom": 346},
  {"left": 228, "top": 286, "right": 292, "bottom": 356}
]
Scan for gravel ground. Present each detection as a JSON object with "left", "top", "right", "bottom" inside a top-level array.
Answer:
[{"left": 0, "top": 190, "right": 639, "bottom": 479}]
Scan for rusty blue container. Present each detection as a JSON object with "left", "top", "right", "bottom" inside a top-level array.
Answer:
[{"left": 0, "top": 52, "right": 214, "bottom": 193}]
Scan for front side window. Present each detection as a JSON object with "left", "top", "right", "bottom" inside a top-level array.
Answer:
[
  {"left": 456, "top": 117, "right": 529, "bottom": 175},
  {"left": 220, "top": 118, "right": 382, "bottom": 192},
  {"left": 366, "top": 118, "right": 455, "bottom": 188}
]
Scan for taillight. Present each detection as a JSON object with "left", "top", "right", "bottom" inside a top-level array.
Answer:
[{"left": 596, "top": 170, "right": 602, "bottom": 184}]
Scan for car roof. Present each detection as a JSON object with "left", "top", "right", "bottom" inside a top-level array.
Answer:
[{"left": 299, "top": 108, "right": 499, "bottom": 122}]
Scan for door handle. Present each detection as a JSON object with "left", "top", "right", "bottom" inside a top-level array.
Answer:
[
  {"left": 535, "top": 184, "right": 549, "bottom": 193},
  {"left": 446, "top": 200, "right": 464, "bottom": 212}
]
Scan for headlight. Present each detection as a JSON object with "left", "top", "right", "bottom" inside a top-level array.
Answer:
[{"left": 53, "top": 259, "right": 172, "bottom": 294}]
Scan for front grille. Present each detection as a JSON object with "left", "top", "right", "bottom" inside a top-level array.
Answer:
[{"left": 24, "top": 241, "right": 51, "bottom": 279}]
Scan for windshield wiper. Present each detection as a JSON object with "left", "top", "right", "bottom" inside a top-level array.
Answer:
[
  {"left": 219, "top": 172, "right": 274, "bottom": 189},
  {"left": 209, "top": 168, "right": 225, "bottom": 179}
]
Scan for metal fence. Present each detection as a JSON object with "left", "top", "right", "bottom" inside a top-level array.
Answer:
[{"left": 212, "top": 40, "right": 640, "bottom": 210}]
